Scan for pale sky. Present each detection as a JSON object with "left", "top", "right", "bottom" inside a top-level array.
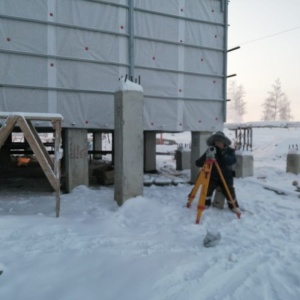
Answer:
[{"left": 227, "top": 0, "right": 300, "bottom": 122}]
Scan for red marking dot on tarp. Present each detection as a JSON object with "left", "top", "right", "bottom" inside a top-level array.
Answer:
[
  {"left": 120, "top": 25, "right": 124, "bottom": 29},
  {"left": 212, "top": 9, "right": 214, "bottom": 13},
  {"left": 213, "top": 80, "right": 216, "bottom": 83},
  {"left": 6, "top": 37, "right": 11, "bottom": 42},
  {"left": 214, "top": 35, "right": 218, "bottom": 38},
  {"left": 180, "top": 40, "right": 183, "bottom": 43},
  {"left": 49, "top": 12, "right": 54, "bottom": 17},
  {"left": 85, "top": 47, "right": 89, "bottom": 51},
  {"left": 215, "top": 118, "right": 218, "bottom": 120},
  {"left": 198, "top": 120, "right": 202, "bottom": 123},
  {"left": 179, "top": 89, "right": 182, "bottom": 92},
  {"left": 151, "top": 122, "right": 154, "bottom": 126},
  {"left": 180, "top": 8, "right": 184, "bottom": 12},
  {"left": 179, "top": 123, "right": 182, "bottom": 126},
  {"left": 50, "top": 63, "right": 54, "bottom": 67},
  {"left": 85, "top": 121, "right": 89, "bottom": 124},
  {"left": 152, "top": 56, "right": 156, "bottom": 60},
  {"left": 201, "top": 58, "right": 204, "bottom": 62}
]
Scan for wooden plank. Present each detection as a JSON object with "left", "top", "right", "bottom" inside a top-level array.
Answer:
[
  {"left": 53, "top": 121, "right": 62, "bottom": 178},
  {"left": 0, "top": 116, "right": 18, "bottom": 149},
  {"left": 27, "top": 120, "right": 54, "bottom": 169},
  {"left": 53, "top": 121, "right": 62, "bottom": 218},
  {"left": 0, "top": 112, "right": 63, "bottom": 121},
  {"left": 18, "top": 117, "right": 59, "bottom": 191}
]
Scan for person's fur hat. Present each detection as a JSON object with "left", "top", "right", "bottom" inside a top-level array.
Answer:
[{"left": 206, "top": 131, "right": 231, "bottom": 146}]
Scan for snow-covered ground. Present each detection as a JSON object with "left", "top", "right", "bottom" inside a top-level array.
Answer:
[{"left": 1, "top": 127, "right": 300, "bottom": 300}]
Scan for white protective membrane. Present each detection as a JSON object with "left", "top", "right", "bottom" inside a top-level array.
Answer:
[{"left": 0, "top": 0, "right": 227, "bottom": 132}]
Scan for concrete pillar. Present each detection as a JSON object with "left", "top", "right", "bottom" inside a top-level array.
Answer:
[
  {"left": 190, "top": 131, "right": 212, "bottom": 183},
  {"left": 64, "top": 129, "right": 89, "bottom": 192},
  {"left": 286, "top": 153, "right": 300, "bottom": 174},
  {"left": 114, "top": 90, "right": 144, "bottom": 206},
  {"left": 235, "top": 153, "right": 254, "bottom": 178},
  {"left": 144, "top": 131, "right": 156, "bottom": 172},
  {"left": 212, "top": 186, "right": 225, "bottom": 209},
  {"left": 93, "top": 132, "right": 102, "bottom": 160},
  {"left": 175, "top": 148, "right": 191, "bottom": 170}
]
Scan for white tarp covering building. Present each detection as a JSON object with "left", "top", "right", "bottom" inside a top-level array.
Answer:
[{"left": 0, "top": 0, "right": 229, "bottom": 132}]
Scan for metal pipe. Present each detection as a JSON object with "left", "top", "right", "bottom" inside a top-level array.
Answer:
[
  {"left": 0, "top": 82, "right": 115, "bottom": 94},
  {"left": 128, "top": 0, "right": 135, "bottom": 79},
  {"left": 134, "top": 8, "right": 223, "bottom": 26},
  {"left": 227, "top": 46, "right": 240, "bottom": 52},
  {"left": 0, "top": 14, "right": 128, "bottom": 37},
  {"left": 222, "top": 0, "right": 229, "bottom": 122},
  {"left": 0, "top": 48, "right": 128, "bottom": 67},
  {"left": 0, "top": 14, "right": 224, "bottom": 53},
  {"left": 227, "top": 74, "right": 237, "bottom": 78},
  {"left": 0, "top": 48, "right": 224, "bottom": 78},
  {"left": 0, "top": 82, "right": 223, "bottom": 103}
]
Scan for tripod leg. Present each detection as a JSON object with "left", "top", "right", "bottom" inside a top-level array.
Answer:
[
  {"left": 186, "top": 170, "right": 203, "bottom": 208},
  {"left": 195, "top": 162, "right": 213, "bottom": 224},
  {"left": 195, "top": 179, "right": 209, "bottom": 224},
  {"left": 214, "top": 162, "right": 241, "bottom": 219}
]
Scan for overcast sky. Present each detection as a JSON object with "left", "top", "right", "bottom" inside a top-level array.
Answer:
[{"left": 227, "top": 0, "right": 300, "bottom": 121}]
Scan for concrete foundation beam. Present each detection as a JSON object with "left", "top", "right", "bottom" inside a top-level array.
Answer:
[
  {"left": 235, "top": 153, "right": 254, "bottom": 178},
  {"left": 93, "top": 132, "right": 103, "bottom": 160},
  {"left": 286, "top": 153, "right": 300, "bottom": 174},
  {"left": 175, "top": 149, "right": 191, "bottom": 170}
]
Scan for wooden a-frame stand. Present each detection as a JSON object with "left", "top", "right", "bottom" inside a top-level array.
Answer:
[
  {"left": 187, "top": 156, "right": 241, "bottom": 224},
  {"left": 0, "top": 112, "right": 63, "bottom": 217}
]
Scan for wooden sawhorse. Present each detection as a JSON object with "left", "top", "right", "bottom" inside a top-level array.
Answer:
[{"left": 0, "top": 112, "right": 63, "bottom": 217}]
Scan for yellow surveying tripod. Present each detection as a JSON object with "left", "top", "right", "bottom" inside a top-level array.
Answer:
[{"left": 187, "top": 147, "right": 241, "bottom": 224}]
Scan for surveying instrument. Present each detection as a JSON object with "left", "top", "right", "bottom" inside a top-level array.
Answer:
[{"left": 187, "top": 146, "right": 241, "bottom": 224}]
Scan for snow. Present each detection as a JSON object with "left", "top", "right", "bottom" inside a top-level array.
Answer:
[
  {"left": 0, "top": 112, "right": 63, "bottom": 121},
  {"left": 1, "top": 126, "right": 300, "bottom": 299},
  {"left": 225, "top": 120, "right": 300, "bottom": 129},
  {"left": 117, "top": 77, "right": 143, "bottom": 93}
]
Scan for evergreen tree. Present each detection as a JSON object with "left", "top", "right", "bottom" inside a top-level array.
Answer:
[
  {"left": 261, "top": 79, "right": 293, "bottom": 121},
  {"left": 278, "top": 93, "right": 293, "bottom": 120},
  {"left": 227, "top": 81, "right": 246, "bottom": 122}
]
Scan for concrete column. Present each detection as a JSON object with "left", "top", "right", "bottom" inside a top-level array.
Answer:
[
  {"left": 175, "top": 148, "right": 191, "bottom": 170},
  {"left": 235, "top": 153, "right": 254, "bottom": 178},
  {"left": 286, "top": 153, "right": 300, "bottom": 174},
  {"left": 114, "top": 90, "right": 144, "bottom": 206},
  {"left": 64, "top": 129, "right": 89, "bottom": 192},
  {"left": 190, "top": 131, "right": 212, "bottom": 183},
  {"left": 144, "top": 131, "right": 156, "bottom": 172},
  {"left": 93, "top": 132, "right": 102, "bottom": 160}
]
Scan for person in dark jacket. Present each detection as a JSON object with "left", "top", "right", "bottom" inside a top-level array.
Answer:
[{"left": 195, "top": 131, "right": 239, "bottom": 210}]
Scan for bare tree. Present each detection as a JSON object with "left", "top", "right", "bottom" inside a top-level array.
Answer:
[
  {"left": 227, "top": 81, "right": 246, "bottom": 122},
  {"left": 261, "top": 79, "right": 293, "bottom": 121}
]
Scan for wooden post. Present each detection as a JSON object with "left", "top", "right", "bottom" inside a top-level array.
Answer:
[{"left": 53, "top": 120, "right": 62, "bottom": 217}]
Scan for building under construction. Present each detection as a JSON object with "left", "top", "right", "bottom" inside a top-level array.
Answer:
[{"left": 0, "top": 0, "right": 230, "bottom": 191}]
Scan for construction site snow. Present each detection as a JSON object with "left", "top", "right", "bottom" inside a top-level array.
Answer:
[{"left": 1, "top": 126, "right": 300, "bottom": 299}]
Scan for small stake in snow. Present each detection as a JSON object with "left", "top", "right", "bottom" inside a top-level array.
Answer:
[{"left": 186, "top": 146, "right": 241, "bottom": 223}]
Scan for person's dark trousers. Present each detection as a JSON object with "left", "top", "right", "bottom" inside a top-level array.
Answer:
[{"left": 205, "top": 178, "right": 239, "bottom": 209}]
